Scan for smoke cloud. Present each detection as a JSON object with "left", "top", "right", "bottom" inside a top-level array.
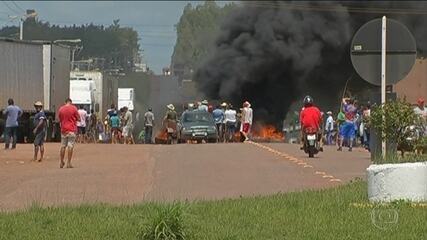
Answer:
[{"left": 194, "top": 1, "right": 427, "bottom": 124}]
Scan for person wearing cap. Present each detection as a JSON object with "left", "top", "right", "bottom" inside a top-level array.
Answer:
[
  {"left": 198, "top": 100, "right": 208, "bottom": 112},
  {"left": 240, "top": 101, "right": 253, "bottom": 141},
  {"left": 58, "top": 98, "right": 80, "bottom": 168},
  {"left": 144, "top": 107, "right": 155, "bottom": 144},
  {"left": 3, "top": 98, "right": 23, "bottom": 150},
  {"left": 165, "top": 104, "right": 177, "bottom": 120},
  {"left": 325, "top": 111, "right": 334, "bottom": 145},
  {"left": 163, "top": 104, "right": 178, "bottom": 142},
  {"left": 32, "top": 101, "right": 46, "bottom": 162},
  {"left": 188, "top": 103, "right": 194, "bottom": 110}
]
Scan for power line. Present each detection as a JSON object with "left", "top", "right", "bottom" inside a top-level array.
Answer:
[
  {"left": 244, "top": 2, "right": 427, "bottom": 15},
  {"left": 11, "top": 1, "right": 24, "bottom": 13},
  {"left": 1, "top": 1, "right": 20, "bottom": 15},
  {"left": 39, "top": 18, "right": 175, "bottom": 28}
]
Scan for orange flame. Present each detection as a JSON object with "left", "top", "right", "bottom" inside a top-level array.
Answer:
[
  {"left": 156, "top": 130, "right": 168, "bottom": 140},
  {"left": 252, "top": 125, "right": 284, "bottom": 141}
]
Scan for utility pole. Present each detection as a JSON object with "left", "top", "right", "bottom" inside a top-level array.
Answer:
[
  {"left": 381, "top": 16, "right": 387, "bottom": 158},
  {"left": 9, "top": 10, "right": 37, "bottom": 40},
  {"left": 19, "top": 19, "right": 23, "bottom": 40}
]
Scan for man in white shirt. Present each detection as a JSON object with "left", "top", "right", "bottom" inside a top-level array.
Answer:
[
  {"left": 240, "top": 101, "right": 253, "bottom": 141},
  {"left": 122, "top": 107, "right": 134, "bottom": 144},
  {"left": 325, "top": 111, "right": 334, "bottom": 145},
  {"left": 224, "top": 104, "right": 237, "bottom": 142},
  {"left": 77, "top": 105, "right": 88, "bottom": 143}
]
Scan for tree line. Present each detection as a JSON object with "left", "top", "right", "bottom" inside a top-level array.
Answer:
[{"left": 0, "top": 18, "right": 140, "bottom": 71}]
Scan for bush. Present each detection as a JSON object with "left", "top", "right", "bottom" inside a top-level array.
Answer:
[
  {"left": 370, "top": 99, "right": 425, "bottom": 163},
  {"left": 137, "top": 203, "right": 188, "bottom": 240}
]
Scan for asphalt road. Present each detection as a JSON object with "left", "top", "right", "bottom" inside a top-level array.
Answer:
[{"left": 0, "top": 142, "right": 370, "bottom": 211}]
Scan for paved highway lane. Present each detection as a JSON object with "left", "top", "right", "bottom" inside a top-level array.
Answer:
[{"left": 0, "top": 142, "right": 370, "bottom": 210}]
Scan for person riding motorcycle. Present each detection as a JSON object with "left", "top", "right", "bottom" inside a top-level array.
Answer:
[{"left": 299, "top": 96, "right": 323, "bottom": 151}]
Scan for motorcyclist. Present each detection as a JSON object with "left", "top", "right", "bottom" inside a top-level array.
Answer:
[{"left": 299, "top": 96, "right": 323, "bottom": 151}]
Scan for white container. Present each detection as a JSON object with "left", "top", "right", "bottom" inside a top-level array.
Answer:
[{"left": 367, "top": 162, "right": 427, "bottom": 202}]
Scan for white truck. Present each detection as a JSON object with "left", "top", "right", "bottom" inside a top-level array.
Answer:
[
  {"left": 69, "top": 80, "right": 95, "bottom": 111},
  {"left": 70, "top": 71, "right": 118, "bottom": 118},
  {"left": 118, "top": 88, "right": 135, "bottom": 111}
]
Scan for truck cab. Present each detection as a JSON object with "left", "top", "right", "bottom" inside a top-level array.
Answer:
[
  {"left": 69, "top": 79, "right": 95, "bottom": 112},
  {"left": 118, "top": 88, "right": 135, "bottom": 111}
]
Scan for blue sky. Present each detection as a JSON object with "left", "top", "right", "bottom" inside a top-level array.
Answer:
[{"left": 0, "top": 1, "right": 232, "bottom": 74}]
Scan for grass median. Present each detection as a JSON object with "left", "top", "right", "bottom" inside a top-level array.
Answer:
[{"left": 0, "top": 180, "right": 425, "bottom": 240}]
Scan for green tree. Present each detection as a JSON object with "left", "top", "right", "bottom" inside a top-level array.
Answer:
[
  {"left": 370, "top": 99, "right": 424, "bottom": 162},
  {"left": 171, "top": 1, "right": 236, "bottom": 78},
  {"left": 0, "top": 18, "right": 140, "bottom": 71}
]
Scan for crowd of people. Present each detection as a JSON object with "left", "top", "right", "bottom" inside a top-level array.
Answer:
[
  {"left": 2, "top": 94, "right": 425, "bottom": 168},
  {"left": 300, "top": 96, "right": 427, "bottom": 152},
  {"left": 157, "top": 99, "right": 254, "bottom": 143}
]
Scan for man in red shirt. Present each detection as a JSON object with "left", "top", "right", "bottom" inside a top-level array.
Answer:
[
  {"left": 58, "top": 98, "right": 80, "bottom": 168},
  {"left": 299, "top": 96, "right": 323, "bottom": 151}
]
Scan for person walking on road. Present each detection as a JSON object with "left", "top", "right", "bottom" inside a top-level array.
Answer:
[
  {"left": 224, "top": 104, "right": 237, "bottom": 142},
  {"left": 144, "top": 108, "right": 155, "bottom": 144},
  {"left": 240, "top": 101, "right": 253, "bottom": 141},
  {"left": 338, "top": 98, "right": 357, "bottom": 152},
  {"left": 88, "top": 109, "right": 97, "bottom": 143},
  {"left": 76, "top": 105, "right": 88, "bottom": 143},
  {"left": 58, "top": 98, "right": 80, "bottom": 168},
  {"left": 32, "top": 101, "right": 46, "bottom": 162},
  {"left": 212, "top": 104, "right": 225, "bottom": 142},
  {"left": 122, "top": 107, "right": 134, "bottom": 144},
  {"left": 109, "top": 111, "right": 121, "bottom": 144},
  {"left": 3, "top": 98, "right": 22, "bottom": 150},
  {"left": 325, "top": 111, "right": 334, "bottom": 145}
]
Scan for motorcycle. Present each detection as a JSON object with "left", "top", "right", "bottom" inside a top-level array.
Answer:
[{"left": 303, "top": 127, "right": 320, "bottom": 158}]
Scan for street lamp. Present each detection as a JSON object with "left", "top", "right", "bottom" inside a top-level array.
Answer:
[{"left": 9, "top": 10, "right": 37, "bottom": 40}]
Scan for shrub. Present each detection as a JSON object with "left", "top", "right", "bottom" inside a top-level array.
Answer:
[
  {"left": 369, "top": 99, "right": 425, "bottom": 163},
  {"left": 137, "top": 203, "right": 188, "bottom": 240}
]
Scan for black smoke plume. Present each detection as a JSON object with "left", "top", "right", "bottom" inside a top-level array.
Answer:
[{"left": 194, "top": 1, "right": 427, "bottom": 124}]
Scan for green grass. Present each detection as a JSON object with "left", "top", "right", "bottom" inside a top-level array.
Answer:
[
  {"left": 0, "top": 180, "right": 425, "bottom": 240},
  {"left": 372, "top": 152, "right": 427, "bottom": 165}
]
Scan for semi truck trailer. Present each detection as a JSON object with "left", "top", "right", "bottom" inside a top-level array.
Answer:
[
  {"left": 70, "top": 70, "right": 118, "bottom": 119},
  {"left": 0, "top": 38, "right": 70, "bottom": 143}
]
